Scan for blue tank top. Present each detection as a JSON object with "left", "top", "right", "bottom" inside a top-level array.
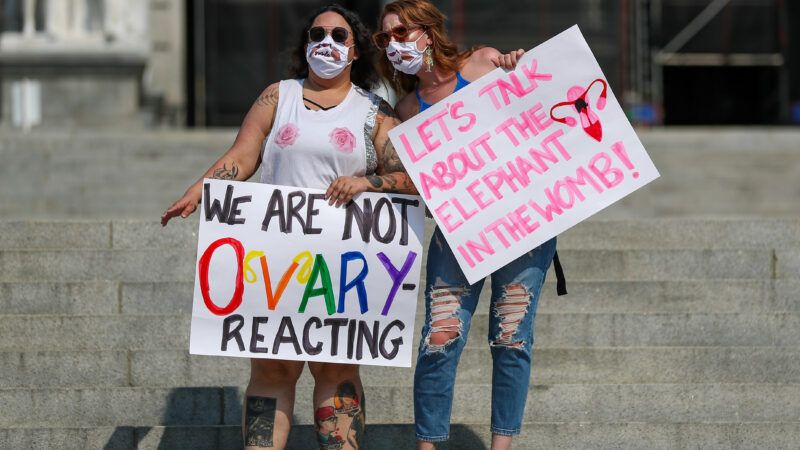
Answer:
[{"left": 415, "top": 72, "right": 470, "bottom": 112}]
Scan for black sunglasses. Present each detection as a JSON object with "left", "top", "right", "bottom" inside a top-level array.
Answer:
[{"left": 308, "top": 26, "right": 350, "bottom": 44}]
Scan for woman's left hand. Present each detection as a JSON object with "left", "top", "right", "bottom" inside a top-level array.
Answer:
[
  {"left": 493, "top": 48, "right": 525, "bottom": 70},
  {"left": 325, "top": 176, "right": 369, "bottom": 207}
]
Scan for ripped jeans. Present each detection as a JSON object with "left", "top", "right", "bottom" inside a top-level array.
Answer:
[{"left": 414, "top": 227, "right": 556, "bottom": 442}]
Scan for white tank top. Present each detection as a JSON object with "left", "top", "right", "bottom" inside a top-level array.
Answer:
[{"left": 260, "top": 79, "right": 381, "bottom": 190}]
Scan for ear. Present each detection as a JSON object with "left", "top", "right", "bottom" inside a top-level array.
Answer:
[{"left": 352, "top": 46, "right": 359, "bottom": 61}]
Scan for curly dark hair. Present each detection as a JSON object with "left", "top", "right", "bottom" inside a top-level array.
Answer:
[{"left": 288, "top": 4, "right": 378, "bottom": 91}]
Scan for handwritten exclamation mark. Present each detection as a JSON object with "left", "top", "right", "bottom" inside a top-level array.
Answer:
[{"left": 611, "top": 141, "right": 639, "bottom": 179}]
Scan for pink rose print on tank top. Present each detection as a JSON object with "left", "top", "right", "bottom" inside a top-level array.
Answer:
[
  {"left": 274, "top": 123, "right": 299, "bottom": 148},
  {"left": 329, "top": 127, "right": 356, "bottom": 153}
]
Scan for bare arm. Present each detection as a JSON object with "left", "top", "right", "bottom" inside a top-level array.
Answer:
[
  {"left": 461, "top": 46, "right": 523, "bottom": 80},
  {"left": 161, "top": 82, "right": 280, "bottom": 225}
]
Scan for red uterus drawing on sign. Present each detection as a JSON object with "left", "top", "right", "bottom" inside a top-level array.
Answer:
[{"left": 549, "top": 78, "right": 608, "bottom": 142}]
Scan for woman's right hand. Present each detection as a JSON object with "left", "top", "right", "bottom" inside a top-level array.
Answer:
[{"left": 161, "top": 183, "right": 202, "bottom": 226}]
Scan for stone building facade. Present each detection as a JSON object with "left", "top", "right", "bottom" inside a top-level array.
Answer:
[{"left": 0, "top": 0, "right": 185, "bottom": 128}]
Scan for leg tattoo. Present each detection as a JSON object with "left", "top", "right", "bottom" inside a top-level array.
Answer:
[
  {"left": 245, "top": 396, "right": 276, "bottom": 448},
  {"left": 315, "top": 381, "right": 365, "bottom": 449},
  {"left": 346, "top": 391, "right": 365, "bottom": 449}
]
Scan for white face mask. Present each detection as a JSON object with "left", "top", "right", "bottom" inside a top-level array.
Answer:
[
  {"left": 386, "top": 33, "right": 427, "bottom": 75},
  {"left": 306, "top": 35, "right": 354, "bottom": 79}
]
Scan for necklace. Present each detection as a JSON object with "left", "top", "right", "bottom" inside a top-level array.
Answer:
[{"left": 302, "top": 97, "right": 336, "bottom": 111}]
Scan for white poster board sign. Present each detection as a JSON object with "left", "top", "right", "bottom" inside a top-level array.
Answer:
[
  {"left": 389, "top": 25, "right": 660, "bottom": 284},
  {"left": 190, "top": 179, "right": 425, "bottom": 367}
]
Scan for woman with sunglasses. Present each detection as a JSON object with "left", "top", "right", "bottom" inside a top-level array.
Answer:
[
  {"left": 162, "top": 4, "right": 416, "bottom": 449},
  {"left": 374, "top": 1, "right": 559, "bottom": 449}
]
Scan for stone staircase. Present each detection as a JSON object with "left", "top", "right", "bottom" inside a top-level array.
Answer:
[
  {"left": 1, "top": 217, "right": 798, "bottom": 449},
  {"left": 2, "top": 128, "right": 800, "bottom": 220}
]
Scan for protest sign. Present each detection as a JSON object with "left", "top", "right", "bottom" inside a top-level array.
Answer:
[
  {"left": 190, "top": 179, "right": 425, "bottom": 367},
  {"left": 388, "top": 25, "right": 660, "bottom": 284}
]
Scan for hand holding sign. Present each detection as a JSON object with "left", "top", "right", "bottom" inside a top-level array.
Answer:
[{"left": 388, "top": 26, "right": 659, "bottom": 284}]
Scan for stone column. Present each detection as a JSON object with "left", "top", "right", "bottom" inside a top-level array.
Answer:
[
  {"left": 22, "top": 0, "right": 36, "bottom": 37},
  {"left": 45, "top": 0, "right": 95, "bottom": 40}
]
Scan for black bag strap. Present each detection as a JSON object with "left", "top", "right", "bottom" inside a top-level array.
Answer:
[{"left": 553, "top": 251, "right": 567, "bottom": 296}]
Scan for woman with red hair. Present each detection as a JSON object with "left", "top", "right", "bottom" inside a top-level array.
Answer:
[{"left": 374, "top": 1, "right": 560, "bottom": 449}]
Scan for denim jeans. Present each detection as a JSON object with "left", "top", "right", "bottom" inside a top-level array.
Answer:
[{"left": 414, "top": 227, "right": 556, "bottom": 442}]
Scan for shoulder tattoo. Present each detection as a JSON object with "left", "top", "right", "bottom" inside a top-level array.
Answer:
[
  {"left": 378, "top": 100, "right": 399, "bottom": 120},
  {"left": 256, "top": 86, "right": 279, "bottom": 108}
]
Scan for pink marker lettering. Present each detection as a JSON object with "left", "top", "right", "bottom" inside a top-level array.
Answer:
[
  {"left": 465, "top": 231, "right": 495, "bottom": 263},
  {"left": 469, "top": 132, "right": 497, "bottom": 161},
  {"left": 399, "top": 132, "right": 428, "bottom": 163},
  {"left": 564, "top": 166, "right": 605, "bottom": 200},
  {"left": 508, "top": 204, "right": 540, "bottom": 235},
  {"left": 485, "top": 218, "right": 512, "bottom": 248},
  {"left": 451, "top": 197, "right": 478, "bottom": 222},
  {"left": 434, "top": 200, "right": 463, "bottom": 233},
  {"left": 450, "top": 101, "right": 477, "bottom": 133},
  {"left": 457, "top": 244, "right": 477, "bottom": 268},
  {"left": 589, "top": 152, "right": 624, "bottom": 188},
  {"left": 541, "top": 129, "right": 571, "bottom": 161},
  {"left": 526, "top": 103, "right": 554, "bottom": 132},
  {"left": 418, "top": 171, "right": 439, "bottom": 200},
  {"left": 417, "top": 109, "right": 449, "bottom": 153},
  {"left": 611, "top": 141, "right": 640, "bottom": 179},
  {"left": 478, "top": 81, "right": 503, "bottom": 110},
  {"left": 499, "top": 214, "right": 525, "bottom": 241},
  {"left": 466, "top": 180, "right": 495, "bottom": 210},
  {"left": 528, "top": 198, "right": 564, "bottom": 223},
  {"left": 495, "top": 118, "right": 522, "bottom": 147},
  {"left": 520, "top": 59, "right": 553, "bottom": 90},
  {"left": 447, "top": 147, "right": 487, "bottom": 180},
  {"left": 551, "top": 179, "right": 578, "bottom": 209}
]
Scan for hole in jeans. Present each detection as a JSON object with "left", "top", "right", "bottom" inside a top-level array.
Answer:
[
  {"left": 491, "top": 282, "right": 530, "bottom": 348},
  {"left": 424, "top": 282, "right": 467, "bottom": 353}
]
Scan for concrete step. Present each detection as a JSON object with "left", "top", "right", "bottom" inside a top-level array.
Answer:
[
  {"left": 2, "top": 383, "right": 799, "bottom": 427},
  {"left": 4, "top": 278, "right": 799, "bottom": 316},
  {"left": 0, "top": 281, "right": 119, "bottom": 315},
  {"left": 0, "top": 131, "right": 235, "bottom": 220},
  {"left": 4, "top": 347, "right": 799, "bottom": 389},
  {"left": 4, "top": 422, "right": 800, "bottom": 450},
  {"left": 4, "top": 218, "right": 798, "bottom": 251},
  {"left": 2, "top": 313, "right": 798, "bottom": 351},
  {"left": 0, "top": 249, "right": 195, "bottom": 283},
  {"left": 3, "top": 128, "right": 799, "bottom": 219},
  {"left": 0, "top": 247, "right": 790, "bottom": 282},
  {"left": 0, "top": 220, "right": 195, "bottom": 251},
  {"left": 117, "top": 278, "right": 800, "bottom": 315}
]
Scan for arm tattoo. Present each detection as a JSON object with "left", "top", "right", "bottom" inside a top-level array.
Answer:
[
  {"left": 367, "top": 175, "right": 383, "bottom": 189},
  {"left": 366, "top": 174, "right": 402, "bottom": 193},
  {"left": 245, "top": 396, "right": 276, "bottom": 447},
  {"left": 212, "top": 163, "right": 239, "bottom": 180},
  {"left": 379, "top": 139, "right": 406, "bottom": 173},
  {"left": 382, "top": 174, "right": 399, "bottom": 192},
  {"left": 256, "top": 86, "right": 279, "bottom": 108}
]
